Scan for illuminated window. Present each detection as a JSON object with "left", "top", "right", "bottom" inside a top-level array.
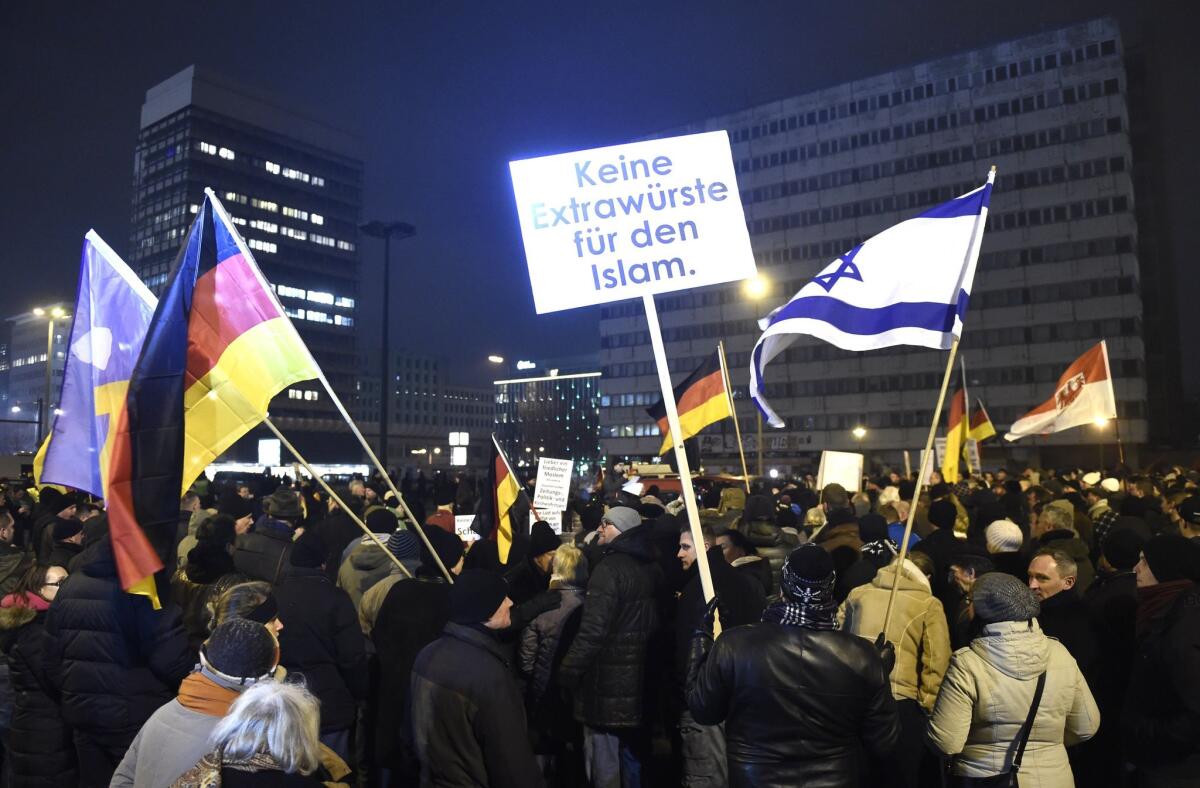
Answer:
[
  {"left": 334, "top": 296, "right": 355, "bottom": 308},
  {"left": 189, "top": 204, "right": 199, "bottom": 214},
  {"left": 278, "top": 285, "right": 306, "bottom": 299},
  {"left": 249, "top": 220, "right": 278, "bottom": 234},
  {"left": 305, "top": 310, "right": 332, "bottom": 324},
  {"left": 282, "top": 206, "right": 308, "bottom": 220},
  {"left": 229, "top": 215, "right": 247, "bottom": 226},
  {"left": 335, "top": 315, "right": 354, "bottom": 327},
  {"left": 248, "top": 239, "right": 277, "bottom": 254},
  {"left": 218, "top": 147, "right": 235, "bottom": 160},
  {"left": 310, "top": 234, "right": 335, "bottom": 248},
  {"left": 251, "top": 198, "right": 278, "bottom": 213},
  {"left": 199, "top": 141, "right": 217, "bottom": 155},
  {"left": 310, "top": 214, "right": 324, "bottom": 226},
  {"left": 337, "top": 240, "right": 355, "bottom": 252},
  {"left": 224, "top": 191, "right": 247, "bottom": 204},
  {"left": 306, "top": 291, "right": 334, "bottom": 305},
  {"left": 312, "top": 176, "right": 325, "bottom": 187},
  {"left": 280, "top": 226, "right": 307, "bottom": 241},
  {"left": 264, "top": 161, "right": 281, "bottom": 175}
]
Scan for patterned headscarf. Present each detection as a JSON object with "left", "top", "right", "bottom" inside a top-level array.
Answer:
[{"left": 761, "top": 544, "right": 837, "bottom": 630}]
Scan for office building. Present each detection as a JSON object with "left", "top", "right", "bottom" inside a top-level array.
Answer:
[
  {"left": 130, "top": 66, "right": 363, "bottom": 460},
  {"left": 494, "top": 356, "right": 603, "bottom": 473},
  {"left": 599, "top": 18, "right": 1165, "bottom": 471},
  {"left": 0, "top": 308, "right": 70, "bottom": 452}
]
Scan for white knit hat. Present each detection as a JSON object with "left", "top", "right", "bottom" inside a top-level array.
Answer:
[
  {"left": 878, "top": 486, "right": 900, "bottom": 506},
  {"left": 1081, "top": 471, "right": 1101, "bottom": 486},
  {"left": 1100, "top": 478, "right": 1120, "bottom": 493},
  {"left": 985, "top": 519, "right": 1023, "bottom": 554}
]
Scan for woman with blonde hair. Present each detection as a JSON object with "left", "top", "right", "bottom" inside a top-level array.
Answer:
[{"left": 172, "top": 680, "right": 345, "bottom": 786}]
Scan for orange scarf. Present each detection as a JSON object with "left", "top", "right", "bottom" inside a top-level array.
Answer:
[{"left": 177, "top": 672, "right": 242, "bottom": 717}]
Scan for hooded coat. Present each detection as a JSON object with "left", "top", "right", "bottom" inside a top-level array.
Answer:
[
  {"left": 558, "top": 525, "right": 662, "bottom": 729},
  {"left": 927, "top": 619, "right": 1100, "bottom": 785},
  {"left": 0, "top": 598, "right": 77, "bottom": 786},
  {"left": 839, "top": 561, "right": 950, "bottom": 711},
  {"left": 232, "top": 516, "right": 295, "bottom": 583},
  {"left": 336, "top": 541, "right": 395, "bottom": 609}
]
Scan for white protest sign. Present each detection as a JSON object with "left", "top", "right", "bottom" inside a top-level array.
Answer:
[
  {"left": 454, "top": 515, "right": 479, "bottom": 542},
  {"left": 509, "top": 131, "right": 756, "bottom": 313},
  {"left": 919, "top": 450, "right": 935, "bottom": 487},
  {"left": 540, "top": 510, "right": 563, "bottom": 534},
  {"left": 533, "top": 457, "right": 573, "bottom": 513},
  {"left": 816, "top": 450, "right": 863, "bottom": 493},
  {"left": 965, "top": 439, "right": 982, "bottom": 473},
  {"left": 934, "top": 437, "right": 948, "bottom": 467}
]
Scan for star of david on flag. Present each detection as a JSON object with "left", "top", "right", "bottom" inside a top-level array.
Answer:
[{"left": 750, "top": 171, "right": 995, "bottom": 428}]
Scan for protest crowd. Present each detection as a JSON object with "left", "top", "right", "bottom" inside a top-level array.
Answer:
[{"left": 0, "top": 459, "right": 1194, "bottom": 788}]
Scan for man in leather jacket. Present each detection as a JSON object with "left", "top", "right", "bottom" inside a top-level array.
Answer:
[{"left": 687, "top": 544, "right": 899, "bottom": 788}]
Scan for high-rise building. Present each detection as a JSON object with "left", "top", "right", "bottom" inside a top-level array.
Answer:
[
  {"left": 494, "top": 355, "right": 603, "bottom": 474},
  {"left": 130, "top": 66, "right": 363, "bottom": 460},
  {"left": 0, "top": 307, "right": 70, "bottom": 452},
  {"left": 599, "top": 17, "right": 1163, "bottom": 471}
]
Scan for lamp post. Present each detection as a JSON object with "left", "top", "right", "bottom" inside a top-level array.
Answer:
[
  {"left": 852, "top": 425, "right": 868, "bottom": 476},
  {"left": 32, "top": 306, "right": 68, "bottom": 444},
  {"left": 742, "top": 275, "right": 770, "bottom": 477},
  {"left": 1093, "top": 417, "right": 1108, "bottom": 469},
  {"left": 360, "top": 221, "right": 416, "bottom": 476}
]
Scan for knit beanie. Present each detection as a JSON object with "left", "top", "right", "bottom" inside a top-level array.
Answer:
[
  {"left": 1142, "top": 534, "right": 1200, "bottom": 583},
  {"left": 928, "top": 500, "right": 958, "bottom": 530},
  {"left": 52, "top": 517, "right": 83, "bottom": 541},
  {"left": 1103, "top": 527, "right": 1145, "bottom": 571},
  {"left": 858, "top": 514, "right": 888, "bottom": 544},
  {"left": 289, "top": 529, "right": 327, "bottom": 568},
  {"left": 602, "top": 506, "right": 642, "bottom": 533},
  {"left": 186, "top": 540, "right": 236, "bottom": 584},
  {"left": 972, "top": 572, "right": 1040, "bottom": 623},
  {"left": 448, "top": 569, "right": 508, "bottom": 624},
  {"left": 386, "top": 528, "right": 421, "bottom": 561},
  {"left": 420, "top": 524, "right": 465, "bottom": 572},
  {"left": 264, "top": 488, "right": 302, "bottom": 520},
  {"left": 197, "top": 514, "right": 237, "bottom": 548},
  {"left": 529, "top": 521, "right": 561, "bottom": 557},
  {"left": 781, "top": 543, "right": 835, "bottom": 595},
  {"left": 203, "top": 618, "right": 279, "bottom": 683},
  {"left": 366, "top": 507, "right": 398, "bottom": 534},
  {"left": 985, "top": 520, "right": 1023, "bottom": 554}
]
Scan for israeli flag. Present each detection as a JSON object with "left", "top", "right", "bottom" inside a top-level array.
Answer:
[{"left": 750, "top": 170, "right": 994, "bottom": 428}]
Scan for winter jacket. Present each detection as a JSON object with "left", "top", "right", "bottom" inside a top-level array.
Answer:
[
  {"left": 412, "top": 622, "right": 545, "bottom": 788},
  {"left": 336, "top": 541, "right": 394, "bottom": 609},
  {"left": 675, "top": 548, "right": 766, "bottom": 683},
  {"left": 370, "top": 574, "right": 451, "bottom": 769},
  {"left": 1037, "top": 589, "right": 1100, "bottom": 680},
  {"left": 232, "top": 517, "right": 295, "bottom": 583},
  {"left": 357, "top": 571, "right": 404, "bottom": 635},
  {"left": 170, "top": 564, "right": 247, "bottom": 650},
  {"left": 927, "top": 619, "right": 1100, "bottom": 785},
  {"left": 319, "top": 509, "right": 367, "bottom": 582},
  {"left": 687, "top": 621, "right": 900, "bottom": 788},
  {"left": 274, "top": 566, "right": 368, "bottom": 731},
  {"left": 504, "top": 556, "right": 551, "bottom": 606},
  {"left": 558, "top": 526, "right": 662, "bottom": 729},
  {"left": 111, "top": 698, "right": 221, "bottom": 788},
  {"left": 519, "top": 585, "right": 585, "bottom": 704},
  {"left": 839, "top": 561, "right": 950, "bottom": 711},
  {"left": 730, "top": 554, "right": 772, "bottom": 598},
  {"left": 46, "top": 540, "right": 83, "bottom": 570},
  {"left": 1124, "top": 582, "right": 1200, "bottom": 780},
  {"left": 0, "top": 600, "right": 77, "bottom": 786},
  {"left": 43, "top": 542, "right": 194, "bottom": 741},
  {"left": 0, "top": 541, "right": 30, "bottom": 594}
]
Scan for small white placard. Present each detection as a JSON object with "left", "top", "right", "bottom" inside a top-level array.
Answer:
[
  {"left": 816, "top": 451, "right": 863, "bottom": 493},
  {"left": 454, "top": 515, "right": 479, "bottom": 542},
  {"left": 509, "top": 131, "right": 756, "bottom": 313},
  {"left": 533, "top": 457, "right": 573, "bottom": 512},
  {"left": 257, "top": 438, "right": 281, "bottom": 467},
  {"left": 539, "top": 510, "right": 563, "bottom": 534}
]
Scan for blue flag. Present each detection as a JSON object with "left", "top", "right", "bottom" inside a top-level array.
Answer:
[{"left": 37, "top": 231, "right": 157, "bottom": 497}]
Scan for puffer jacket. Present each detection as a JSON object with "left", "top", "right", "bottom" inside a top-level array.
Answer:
[
  {"left": 839, "top": 560, "right": 950, "bottom": 711},
  {"left": 232, "top": 517, "right": 295, "bottom": 583},
  {"left": 336, "top": 541, "right": 394, "bottom": 609},
  {"left": 43, "top": 542, "right": 194, "bottom": 740},
  {"left": 927, "top": 619, "right": 1100, "bottom": 785},
  {"left": 0, "top": 599, "right": 77, "bottom": 786},
  {"left": 687, "top": 621, "right": 899, "bottom": 788},
  {"left": 519, "top": 585, "right": 585, "bottom": 704},
  {"left": 558, "top": 525, "right": 662, "bottom": 728}
]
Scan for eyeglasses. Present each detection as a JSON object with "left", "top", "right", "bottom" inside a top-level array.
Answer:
[{"left": 43, "top": 580, "right": 64, "bottom": 587}]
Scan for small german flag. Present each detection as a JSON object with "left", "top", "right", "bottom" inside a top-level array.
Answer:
[
  {"left": 646, "top": 349, "right": 733, "bottom": 455},
  {"left": 479, "top": 437, "right": 525, "bottom": 564},
  {"left": 942, "top": 384, "right": 969, "bottom": 484},
  {"left": 968, "top": 399, "right": 997, "bottom": 442}
]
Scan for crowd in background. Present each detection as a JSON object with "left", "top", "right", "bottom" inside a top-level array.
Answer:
[{"left": 0, "top": 458, "right": 1195, "bottom": 787}]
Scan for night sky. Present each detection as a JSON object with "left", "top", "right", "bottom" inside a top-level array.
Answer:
[{"left": 2, "top": 1, "right": 1196, "bottom": 392}]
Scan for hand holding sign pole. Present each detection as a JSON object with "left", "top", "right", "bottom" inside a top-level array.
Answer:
[{"left": 510, "top": 131, "right": 756, "bottom": 632}]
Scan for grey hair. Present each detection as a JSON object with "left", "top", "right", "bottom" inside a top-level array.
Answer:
[{"left": 209, "top": 681, "right": 321, "bottom": 775}]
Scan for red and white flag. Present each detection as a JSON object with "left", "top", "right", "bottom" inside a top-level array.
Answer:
[{"left": 1005, "top": 341, "right": 1117, "bottom": 441}]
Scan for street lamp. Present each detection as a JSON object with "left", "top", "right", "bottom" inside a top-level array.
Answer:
[
  {"left": 852, "top": 425, "right": 867, "bottom": 440},
  {"left": 360, "top": 220, "right": 416, "bottom": 476},
  {"left": 743, "top": 274, "right": 771, "bottom": 476},
  {"left": 31, "top": 305, "right": 70, "bottom": 443},
  {"left": 487, "top": 355, "right": 504, "bottom": 364}
]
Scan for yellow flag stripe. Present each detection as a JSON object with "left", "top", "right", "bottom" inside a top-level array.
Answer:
[{"left": 657, "top": 391, "right": 733, "bottom": 455}]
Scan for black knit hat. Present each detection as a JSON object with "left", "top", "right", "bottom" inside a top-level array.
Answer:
[
  {"left": 1103, "top": 527, "right": 1145, "bottom": 571},
  {"left": 448, "top": 569, "right": 508, "bottom": 624},
  {"left": 203, "top": 618, "right": 279, "bottom": 683},
  {"left": 929, "top": 500, "right": 958, "bottom": 530},
  {"left": 289, "top": 529, "right": 327, "bottom": 568},
  {"left": 366, "top": 507, "right": 398, "bottom": 533},
  {"left": 52, "top": 517, "right": 83, "bottom": 541},
  {"left": 420, "top": 524, "right": 464, "bottom": 572},
  {"left": 186, "top": 541, "right": 236, "bottom": 584},
  {"left": 529, "top": 521, "right": 560, "bottom": 557},
  {"left": 197, "top": 514, "right": 237, "bottom": 547},
  {"left": 264, "top": 488, "right": 302, "bottom": 520},
  {"left": 1142, "top": 534, "right": 1200, "bottom": 583}
]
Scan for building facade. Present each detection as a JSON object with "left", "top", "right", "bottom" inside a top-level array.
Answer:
[
  {"left": 0, "top": 309, "right": 70, "bottom": 452},
  {"left": 494, "top": 369, "right": 602, "bottom": 474},
  {"left": 600, "top": 18, "right": 1159, "bottom": 472},
  {"left": 130, "top": 66, "right": 363, "bottom": 460}
]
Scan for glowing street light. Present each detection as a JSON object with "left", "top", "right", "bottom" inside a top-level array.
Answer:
[
  {"left": 852, "top": 425, "right": 867, "bottom": 440},
  {"left": 9, "top": 406, "right": 20, "bottom": 414},
  {"left": 742, "top": 274, "right": 769, "bottom": 300},
  {"left": 1093, "top": 417, "right": 1109, "bottom": 428},
  {"left": 487, "top": 355, "right": 505, "bottom": 364}
]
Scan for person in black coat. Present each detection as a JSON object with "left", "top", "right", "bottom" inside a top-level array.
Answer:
[
  {"left": 272, "top": 530, "right": 367, "bottom": 762},
  {"left": 43, "top": 539, "right": 194, "bottom": 787},
  {"left": 1029, "top": 547, "right": 1100, "bottom": 679},
  {"left": 687, "top": 544, "right": 899, "bottom": 787},
  {"left": 370, "top": 525, "right": 464, "bottom": 785},
  {"left": 558, "top": 507, "right": 662, "bottom": 788},
  {"left": 504, "top": 521, "right": 560, "bottom": 605},
  {"left": 233, "top": 488, "right": 302, "bottom": 584},
  {"left": 0, "top": 564, "right": 76, "bottom": 787},
  {"left": 411, "top": 570, "right": 545, "bottom": 788},
  {"left": 315, "top": 490, "right": 366, "bottom": 582}
]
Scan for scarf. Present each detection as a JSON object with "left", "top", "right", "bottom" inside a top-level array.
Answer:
[
  {"left": 0, "top": 592, "right": 50, "bottom": 611},
  {"left": 177, "top": 672, "right": 242, "bottom": 717},
  {"left": 1136, "top": 579, "right": 1194, "bottom": 638},
  {"left": 761, "top": 560, "right": 837, "bottom": 630}
]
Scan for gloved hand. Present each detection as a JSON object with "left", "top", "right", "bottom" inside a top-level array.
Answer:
[
  {"left": 700, "top": 595, "right": 720, "bottom": 637},
  {"left": 874, "top": 632, "right": 896, "bottom": 676}
]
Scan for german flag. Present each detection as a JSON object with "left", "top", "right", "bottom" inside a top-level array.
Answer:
[
  {"left": 477, "top": 437, "right": 525, "bottom": 564},
  {"left": 968, "top": 399, "right": 997, "bottom": 442},
  {"left": 941, "top": 384, "right": 968, "bottom": 484},
  {"left": 646, "top": 349, "right": 733, "bottom": 455}
]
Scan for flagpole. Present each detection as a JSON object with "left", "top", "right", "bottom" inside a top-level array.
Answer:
[
  {"left": 882, "top": 338, "right": 961, "bottom": 632},
  {"left": 263, "top": 417, "right": 412, "bottom": 579},
  {"left": 643, "top": 294, "right": 721, "bottom": 636},
  {"left": 493, "top": 432, "right": 540, "bottom": 524},
  {"left": 960, "top": 356, "right": 973, "bottom": 475},
  {"left": 718, "top": 341, "right": 752, "bottom": 493}
]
